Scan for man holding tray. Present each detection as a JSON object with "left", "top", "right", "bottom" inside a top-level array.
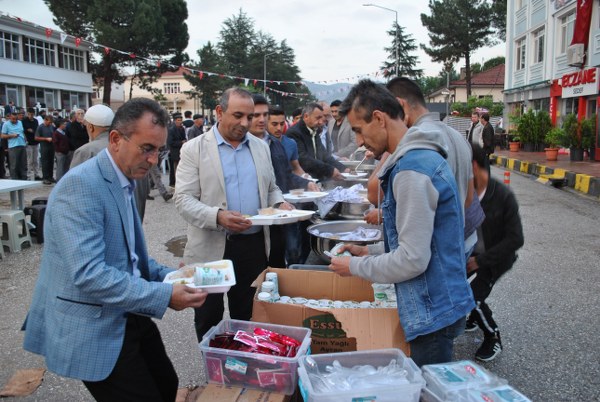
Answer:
[{"left": 174, "top": 87, "right": 291, "bottom": 341}]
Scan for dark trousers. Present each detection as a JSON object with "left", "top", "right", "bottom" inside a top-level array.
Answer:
[
  {"left": 468, "top": 272, "right": 498, "bottom": 337},
  {"left": 168, "top": 157, "right": 178, "bottom": 187},
  {"left": 39, "top": 144, "right": 55, "bottom": 181},
  {"left": 83, "top": 314, "right": 178, "bottom": 402},
  {"left": 8, "top": 146, "right": 27, "bottom": 180},
  {"left": 269, "top": 225, "right": 286, "bottom": 268},
  {"left": 0, "top": 148, "right": 6, "bottom": 178},
  {"left": 409, "top": 316, "right": 465, "bottom": 367},
  {"left": 194, "top": 231, "right": 267, "bottom": 341}
]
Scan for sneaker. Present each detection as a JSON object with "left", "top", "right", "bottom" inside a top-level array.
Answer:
[
  {"left": 465, "top": 318, "right": 479, "bottom": 332},
  {"left": 162, "top": 192, "right": 173, "bottom": 202},
  {"left": 475, "top": 333, "right": 502, "bottom": 362}
]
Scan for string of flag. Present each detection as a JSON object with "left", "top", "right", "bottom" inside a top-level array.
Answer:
[{"left": 1, "top": 11, "right": 392, "bottom": 98}]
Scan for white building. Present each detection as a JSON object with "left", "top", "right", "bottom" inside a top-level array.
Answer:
[
  {"left": 0, "top": 13, "right": 93, "bottom": 115},
  {"left": 504, "top": 0, "right": 599, "bottom": 158}
]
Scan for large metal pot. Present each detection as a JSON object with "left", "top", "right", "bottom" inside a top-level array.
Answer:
[
  {"left": 326, "top": 200, "right": 372, "bottom": 220},
  {"left": 320, "top": 178, "right": 368, "bottom": 190},
  {"left": 307, "top": 220, "right": 383, "bottom": 263}
]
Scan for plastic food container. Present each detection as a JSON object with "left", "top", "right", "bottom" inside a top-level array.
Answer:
[
  {"left": 162, "top": 259, "right": 236, "bottom": 293},
  {"left": 199, "top": 319, "right": 311, "bottom": 395},
  {"left": 457, "top": 384, "right": 531, "bottom": 402},
  {"left": 297, "top": 348, "right": 425, "bottom": 402},
  {"left": 422, "top": 360, "right": 507, "bottom": 401}
]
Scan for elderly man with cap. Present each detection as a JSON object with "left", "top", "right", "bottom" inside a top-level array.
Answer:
[
  {"left": 186, "top": 114, "right": 205, "bottom": 140},
  {"left": 71, "top": 104, "right": 114, "bottom": 167}
]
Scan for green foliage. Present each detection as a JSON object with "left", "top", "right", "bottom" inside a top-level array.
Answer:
[
  {"left": 483, "top": 56, "right": 505, "bottom": 71},
  {"left": 450, "top": 96, "right": 503, "bottom": 117},
  {"left": 381, "top": 22, "right": 423, "bottom": 79},
  {"left": 490, "top": 0, "right": 507, "bottom": 41},
  {"left": 535, "top": 111, "right": 552, "bottom": 145},
  {"left": 416, "top": 67, "right": 459, "bottom": 96},
  {"left": 580, "top": 115, "right": 596, "bottom": 150},
  {"left": 184, "top": 9, "right": 306, "bottom": 115},
  {"left": 545, "top": 127, "right": 566, "bottom": 148},
  {"left": 515, "top": 110, "right": 536, "bottom": 144},
  {"left": 562, "top": 113, "right": 580, "bottom": 148},
  {"left": 420, "top": 0, "right": 496, "bottom": 97},
  {"left": 45, "top": 0, "right": 189, "bottom": 105}
]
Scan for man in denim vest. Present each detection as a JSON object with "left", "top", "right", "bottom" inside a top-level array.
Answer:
[{"left": 329, "top": 80, "right": 475, "bottom": 366}]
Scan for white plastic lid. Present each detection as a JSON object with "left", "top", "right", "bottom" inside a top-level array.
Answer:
[
  {"left": 261, "top": 281, "right": 275, "bottom": 292},
  {"left": 257, "top": 292, "right": 272, "bottom": 301}
]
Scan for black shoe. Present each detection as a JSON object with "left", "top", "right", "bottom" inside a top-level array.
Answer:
[
  {"left": 476, "top": 333, "right": 502, "bottom": 362},
  {"left": 465, "top": 318, "right": 479, "bottom": 332},
  {"left": 35, "top": 176, "right": 43, "bottom": 180},
  {"left": 146, "top": 195, "right": 155, "bottom": 200},
  {"left": 50, "top": 178, "right": 57, "bottom": 183},
  {"left": 43, "top": 180, "right": 52, "bottom": 185},
  {"left": 162, "top": 192, "right": 173, "bottom": 202}
]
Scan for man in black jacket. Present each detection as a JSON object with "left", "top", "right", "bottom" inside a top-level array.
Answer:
[
  {"left": 480, "top": 113, "right": 495, "bottom": 158},
  {"left": 285, "top": 103, "right": 348, "bottom": 181},
  {"left": 466, "top": 144, "right": 524, "bottom": 361},
  {"left": 167, "top": 113, "right": 187, "bottom": 187}
]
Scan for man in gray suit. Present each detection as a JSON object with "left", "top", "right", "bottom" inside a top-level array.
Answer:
[
  {"left": 175, "top": 87, "right": 291, "bottom": 341},
  {"left": 23, "top": 98, "right": 207, "bottom": 401},
  {"left": 328, "top": 99, "right": 357, "bottom": 159}
]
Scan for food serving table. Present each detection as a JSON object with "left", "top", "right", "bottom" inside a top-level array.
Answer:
[{"left": 0, "top": 180, "right": 43, "bottom": 210}]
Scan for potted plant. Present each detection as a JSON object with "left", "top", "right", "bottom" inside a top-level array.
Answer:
[
  {"left": 536, "top": 111, "right": 552, "bottom": 151},
  {"left": 544, "top": 127, "right": 565, "bottom": 161},
  {"left": 580, "top": 116, "right": 596, "bottom": 160},
  {"left": 562, "top": 113, "right": 584, "bottom": 161},
  {"left": 509, "top": 134, "right": 520, "bottom": 152}
]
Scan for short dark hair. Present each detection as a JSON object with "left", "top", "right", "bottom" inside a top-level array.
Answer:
[
  {"left": 172, "top": 112, "right": 182, "bottom": 120},
  {"left": 471, "top": 143, "right": 488, "bottom": 169},
  {"left": 184, "top": 110, "right": 192, "bottom": 118},
  {"left": 268, "top": 106, "right": 285, "bottom": 117},
  {"left": 252, "top": 94, "right": 269, "bottom": 107},
  {"left": 481, "top": 113, "right": 490, "bottom": 122},
  {"left": 330, "top": 99, "right": 342, "bottom": 107},
  {"left": 291, "top": 108, "right": 302, "bottom": 118},
  {"left": 386, "top": 77, "right": 427, "bottom": 108},
  {"left": 110, "top": 98, "right": 169, "bottom": 137},
  {"left": 220, "top": 87, "right": 253, "bottom": 112},
  {"left": 192, "top": 113, "right": 204, "bottom": 120},
  {"left": 471, "top": 111, "right": 480, "bottom": 117},
  {"left": 55, "top": 118, "right": 66, "bottom": 127},
  {"left": 339, "top": 79, "right": 404, "bottom": 122}
]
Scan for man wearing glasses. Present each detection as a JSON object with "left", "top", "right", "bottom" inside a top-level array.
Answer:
[{"left": 24, "top": 98, "right": 207, "bottom": 401}]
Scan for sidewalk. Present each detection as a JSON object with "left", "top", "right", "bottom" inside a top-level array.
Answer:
[{"left": 491, "top": 148, "right": 600, "bottom": 198}]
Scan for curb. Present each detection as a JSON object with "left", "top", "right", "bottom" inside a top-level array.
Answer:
[{"left": 491, "top": 154, "right": 600, "bottom": 197}]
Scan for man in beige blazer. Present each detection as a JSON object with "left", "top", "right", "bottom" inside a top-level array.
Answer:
[{"left": 174, "top": 87, "right": 290, "bottom": 340}]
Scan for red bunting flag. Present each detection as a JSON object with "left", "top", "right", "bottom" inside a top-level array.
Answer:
[
  {"left": 129, "top": 53, "right": 136, "bottom": 58},
  {"left": 198, "top": 71, "right": 204, "bottom": 80},
  {"left": 104, "top": 47, "right": 110, "bottom": 55},
  {"left": 45, "top": 28, "right": 52, "bottom": 38},
  {"left": 253, "top": 79, "right": 258, "bottom": 86},
  {"left": 75, "top": 37, "right": 82, "bottom": 47},
  {"left": 156, "top": 60, "right": 161, "bottom": 68}
]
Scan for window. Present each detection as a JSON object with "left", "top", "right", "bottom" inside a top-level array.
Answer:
[
  {"left": 61, "top": 91, "right": 87, "bottom": 111},
  {"left": 164, "top": 82, "right": 180, "bottom": 94},
  {"left": 23, "top": 37, "right": 56, "bottom": 66},
  {"left": 516, "top": 37, "right": 526, "bottom": 70},
  {"left": 0, "top": 31, "right": 20, "bottom": 60},
  {"left": 533, "top": 28, "right": 544, "bottom": 64},
  {"left": 26, "top": 87, "right": 58, "bottom": 109},
  {"left": 58, "top": 46, "right": 85, "bottom": 71},
  {"left": 560, "top": 12, "right": 576, "bottom": 54}
]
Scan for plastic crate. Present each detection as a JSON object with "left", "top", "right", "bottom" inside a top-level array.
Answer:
[
  {"left": 456, "top": 384, "right": 531, "bottom": 402},
  {"left": 422, "top": 360, "right": 507, "bottom": 401},
  {"left": 297, "top": 348, "right": 424, "bottom": 402},
  {"left": 199, "top": 319, "right": 311, "bottom": 395}
]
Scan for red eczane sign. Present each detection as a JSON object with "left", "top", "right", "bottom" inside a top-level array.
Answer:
[{"left": 562, "top": 68, "right": 597, "bottom": 88}]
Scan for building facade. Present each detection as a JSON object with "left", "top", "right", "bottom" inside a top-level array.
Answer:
[
  {"left": 122, "top": 67, "right": 206, "bottom": 116},
  {"left": 427, "top": 64, "right": 505, "bottom": 104},
  {"left": 504, "top": 0, "right": 599, "bottom": 159},
  {"left": 0, "top": 14, "right": 93, "bottom": 116}
]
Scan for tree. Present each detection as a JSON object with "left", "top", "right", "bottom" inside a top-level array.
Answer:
[
  {"left": 217, "top": 9, "right": 255, "bottom": 77},
  {"left": 416, "top": 66, "right": 458, "bottom": 97},
  {"left": 44, "top": 0, "right": 189, "bottom": 105},
  {"left": 490, "top": 0, "right": 507, "bottom": 41},
  {"left": 482, "top": 56, "right": 505, "bottom": 71},
  {"left": 381, "top": 22, "right": 423, "bottom": 79},
  {"left": 184, "top": 41, "right": 224, "bottom": 112},
  {"left": 421, "top": 0, "right": 495, "bottom": 97}
]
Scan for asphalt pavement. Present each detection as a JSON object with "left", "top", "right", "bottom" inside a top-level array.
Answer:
[{"left": 1, "top": 167, "right": 599, "bottom": 401}]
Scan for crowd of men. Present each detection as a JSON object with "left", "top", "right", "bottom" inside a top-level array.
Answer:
[{"left": 19, "top": 80, "right": 524, "bottom": 401}]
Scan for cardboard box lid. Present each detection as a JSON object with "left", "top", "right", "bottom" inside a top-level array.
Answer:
[
  {"left": 191, "top": 384, "right": 290, "bottom": 402},
  {"left": 253, "top": 267, "right": 375, "bottom": 301}
]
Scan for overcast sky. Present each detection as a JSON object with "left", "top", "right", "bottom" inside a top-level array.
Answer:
[{"left": 2, "top": 0, "right": 505, "bottom": 83}]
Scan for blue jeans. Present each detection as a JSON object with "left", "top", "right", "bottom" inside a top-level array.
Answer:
[
  {"left": 284, "top": 221, "right": 311, "bottom": 265},
  {"left": 409, "top": 316, "right": 465, "bottom": 367}
]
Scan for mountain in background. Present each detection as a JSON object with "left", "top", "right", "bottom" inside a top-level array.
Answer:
[{"left": 303, "top": 81, "right": 352, "bottom": 103}]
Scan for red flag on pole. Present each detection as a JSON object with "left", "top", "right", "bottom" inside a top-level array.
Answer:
[
  {"left": 45, "top": 28, "right": 52, "bottom": 38},
  {"left": 75, "top": 37, "right": 82, "bottom": 47},
  {"left": 571, "top": 0, "right": 593, "bottom": 46}
]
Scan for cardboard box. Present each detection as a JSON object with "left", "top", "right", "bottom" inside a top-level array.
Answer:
[
  {"left": 251, "top": 268, "right": 409, "bottom": 355},
  {"left": 183, "top": 383, "right": 293, "bottom": 402}
]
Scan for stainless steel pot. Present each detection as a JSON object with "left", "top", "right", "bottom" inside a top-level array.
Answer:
[
  {"left": 307, "top": 220, "right": 383, "bottom": 263},
  {"left": 320, "top": 178, "right": 368, "bottom": 191},
  {"left": 326, "top": 200, "right": 372, "bottom": 220}
]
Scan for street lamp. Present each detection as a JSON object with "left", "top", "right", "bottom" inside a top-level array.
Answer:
[
  {"left": 263, "top": 51, "right": 277, "bottom": 96},
  {"left": 363, "top": 3, "right": 399, "bottom": 77}
]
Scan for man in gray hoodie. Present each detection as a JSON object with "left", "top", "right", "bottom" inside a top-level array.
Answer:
[{"left": 330, "top": 80, "right": 474, "bottom": 366}]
